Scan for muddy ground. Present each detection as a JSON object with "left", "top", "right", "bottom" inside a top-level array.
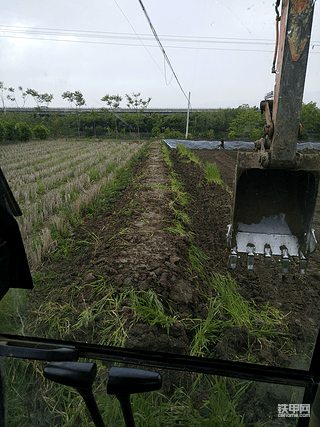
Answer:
[
  {"left": 191, "top": 147, "right": 320, "bottom": 362},
  {"left": 32, "top": 140, "right": 320, "bottom": 425}
]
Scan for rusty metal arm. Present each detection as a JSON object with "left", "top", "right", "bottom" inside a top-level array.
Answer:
[{"left": 260, "top": 0, "right": 315, "bottom": 168}]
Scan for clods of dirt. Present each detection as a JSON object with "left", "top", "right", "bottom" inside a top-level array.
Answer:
[
  {"left": 174, "top": 147, "right": 320, "bottom": 365},
  {"left": 126, "top": 322, "right": 189, "bottom": 354}
]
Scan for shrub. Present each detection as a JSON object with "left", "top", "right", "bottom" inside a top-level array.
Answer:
[
  {"left": 95, "top": 125, "right": 105, "bottom": 137},
  {"left": 228, "top": 106, "right": 265, "bottom": 139},
  {"left": 84, "top": 128, "right": 94, "bottom": 137},
  {"left": 163, "top": 127, "right": 171, "bottom": 139},
  {"left": 301, "top": 102, "right": 320, "bottom": 139},
  {"left": 249, "top": 128, "right": 263, "bottom": 140},
  {"left": 205, "top": 162, "right": 222, "bottom": 184},
  {"left": 206, "top": 129, "right": 215, "bottom": 140},
  {"left": 228, "top": 130, "right": 236, "bottom": 140},
  {"left": 0, "top": 120, "right": 5, "bottom": 141},
  {"left": 33, "top": 124, "right": 50, "bottom": 140},
  {"left": 151, "top": 125, "right": 161, "bottom": 137},
  {"left": 5, "top": 120, "right": 21, "bottom": 141},
  {"left": 17, "top": 122, "right": 33, "bottom": 142}
]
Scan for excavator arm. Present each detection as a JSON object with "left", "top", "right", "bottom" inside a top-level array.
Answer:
[{"left": 227, "top": 0, "right": 320, "bottom": 274}]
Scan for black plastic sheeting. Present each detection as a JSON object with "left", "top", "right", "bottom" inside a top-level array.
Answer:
[{"left": 163, "top": 139, "right": 320, "bottom": 151}]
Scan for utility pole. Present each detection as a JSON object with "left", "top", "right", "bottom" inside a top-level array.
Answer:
[{"left": 185, "top": 92, "right": 191, "bottom": 139}]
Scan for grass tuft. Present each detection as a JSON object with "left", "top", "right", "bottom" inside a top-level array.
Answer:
[
  {"left": 130, "top": 289, "right": 177, "bottom": 334},
  {"left": 205, "top": 162, "right": 222, "bottom": 185},
  {"left": 210, "top": 273, "right": 288, "bottom": 339}
]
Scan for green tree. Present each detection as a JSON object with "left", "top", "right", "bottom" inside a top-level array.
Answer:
[
  {"left": 62, "top": 90, "right": 86, "bottom": 137},
  {"left": 26, "top": 88, "right": 41, "bottom": 107},
  {"left": 0, "top": 120, "right": 5, "bottom": 141},
  {"left": 18, "top": 86, "right": 28, "bottom": 108},
  {"left": 204, "top": 109, "right": 238, "bottom": 138},
  {"left": 6, "top": 87, "right": 17, "bottom": 107},
  {"left": 33, "top": 124, "right": 50, "bottom": 140},
  {"left": 17, "top": 122, "right": 33, "bottom": 142},
  {"left": 164, "top": 113, "right": 186, "bottom": 134},
  {"left": 5, "top": 86, "right": 28, "bottom": 110},
  {"left": 151, "top": 125, "right": 161, "bottom": 137},
  {"left": 301, "top": 102, "right": 320, "bottom": 139},
  {"left": 125, "top": 92, "right": 151, "bottom": 140},
  {"left": 228, "top": 105, "right": 265, "bottom": 139},
  {"left": 145, "top": 113, "right": 163, "bottom": 134},
  {"left": 87, "top": 110, "right": 100, "bottom": 138},
  {"left": 25, "top": 89, "right": 53, "bottom": 109},
  {"left": 5, "top": 120, "right": 21, "bottom": 141},
  {"left": 101, "top": 94, "right": 122, "bottom": 138},
  {"left": 39, "top": 93, "right": 54, "bottom": 107},
  {"left": 0, "top": 82, "right": 7, "bottom": 111}
]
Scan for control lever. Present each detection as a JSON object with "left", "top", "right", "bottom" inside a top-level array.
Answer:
[
  {"left": 107, "top": 367, "right": 162, "bottom": 427},
  {"left": 44, "top": 363, "right": 162, "bottom": 427},
  {"left": 44, "top": 362, "right": 105, "bottom": 427}
]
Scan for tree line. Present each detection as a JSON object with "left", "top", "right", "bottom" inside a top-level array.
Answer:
[
  {"left": 0, "top": 81, "right": 319, "bottom": 142},
  {"left": 0, "top": 107, "right": 238, "bottom": 142}
]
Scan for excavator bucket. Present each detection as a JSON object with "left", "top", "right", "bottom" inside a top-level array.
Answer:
[
  {"left": 227, "top": 0, "right": 319, "bottom": 274},
  {"left": 227, "top": 152, "right": 320, "bottom": 273}
]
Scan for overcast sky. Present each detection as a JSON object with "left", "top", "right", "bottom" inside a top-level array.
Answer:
[{"left": 1, "top": 0, "right": 319, "bottom": 110}]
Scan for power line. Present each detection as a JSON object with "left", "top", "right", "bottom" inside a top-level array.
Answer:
[
  {"left": 111, "top": 0, "right": 188, "bottom": 102},
  {"left": 136, "top": 0, "right": 189, "bottom": 101},
  {"left": 0, "top": 34, "right": 279, "bottom": 52},
  {"left": 0, "top": 26, "right": 319, "bottom": 58},
  {"left": 111, "top": 0, "right": 164, "bottom": 78},
  {"left": 2, "top": 34, "right": 319, "bottom": 55},
  {"left": 1, "top": 25, "right": 319, "bottom": 48}
]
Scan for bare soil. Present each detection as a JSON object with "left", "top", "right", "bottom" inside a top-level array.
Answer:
[
  {"left": 32, "top": 140, "right": 320, "bottom": 424},
  {"left": 191, "top": 147, "right": 320, "bottom": 363}
]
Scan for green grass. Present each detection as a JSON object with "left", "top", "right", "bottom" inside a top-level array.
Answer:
[
  {"left": 190, "top": 298, "right": 231, "bottom": 357},
  {"left": 175, "top": 143, "right": 229, "bottom": 191},
  {"left": 210, "top": 274, "right": 288, "bottom": 336},
  {"left": 161, "top": 141, "right": 290, "bottom": 356},
  {"left": 188, "top": 244, "right": 209, "bottom": 275},
  {"left": 130, "top": 289, "right": 177, "bottom": 334},
  {"left": 0, "top": 289, "right": 28, "bottom": 334},
  {"left": 177, "top": 143, "right": 202, "bottom": 165},
  {"left": 205, "top": 162, "right": 222, "bottom": 185}
]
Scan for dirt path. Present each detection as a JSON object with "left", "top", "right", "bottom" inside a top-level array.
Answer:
[
  {"left": 90, "top": 140, "right": 199, "bottom": 352},
  {"left": 37, "top": 141, "right": 208, "bottom": 352}
]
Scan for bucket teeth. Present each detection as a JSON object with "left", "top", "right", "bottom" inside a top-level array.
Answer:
[
  {"left": 299, "top": 253, "right": 307, "bottom": 275},
  {"left": 230, "top": 249, "right": 237, "bottom": 269},
  {"left": 281, "top": 247, "right": 290, "bottom": 273},
  {"left": 229, "top": 244, "right": 307, "bottom": 274},
  {"left": 246, "top": 245, "right": 255, "bottom": 270},
  {"left": 264, "top": 245, "right": 272, "bottom": 272}
]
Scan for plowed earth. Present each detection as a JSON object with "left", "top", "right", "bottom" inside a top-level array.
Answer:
[
  {"left": 192, "top": 147, "right": 320, "bottom": 362},
  {"left": 33, "top": 140, "right": 320, "bottom": 424}
]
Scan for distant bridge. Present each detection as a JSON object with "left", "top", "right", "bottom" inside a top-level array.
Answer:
[{"left": 0, "top": 107, "right": 220, "bottom": 116}]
